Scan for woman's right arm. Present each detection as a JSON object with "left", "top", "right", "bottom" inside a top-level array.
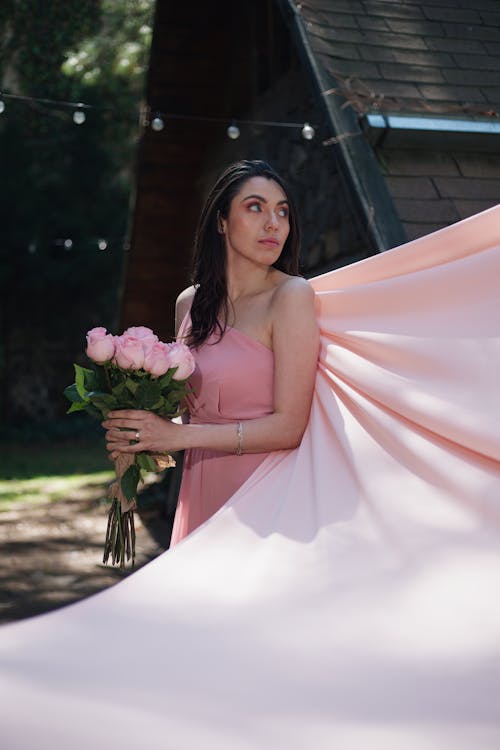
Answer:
[
  {"left": 175, "top": 285, "right": 196, "bottom": 425},
  {"left": 175, "top": 285, "right": 196, "bottom": 338}
]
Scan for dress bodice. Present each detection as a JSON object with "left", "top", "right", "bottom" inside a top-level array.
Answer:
[{"left": 178, "top": 316, "right": 275, "bottom": 425}]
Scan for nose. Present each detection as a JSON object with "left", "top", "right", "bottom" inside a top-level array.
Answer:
[{"left": 265, "top": 211, "right": 279, "bottom": 231}]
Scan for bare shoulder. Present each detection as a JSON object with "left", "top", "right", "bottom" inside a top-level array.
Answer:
[
  {"left": 271, "top": 274, "right": 316, "bottom": 313},
  {"left": 269, "top": 275, "right": 318, "bottom": 346},
  {"left": 175, "top": 285, "right": 197, "bottom": 335},
  {"left": 270, "top": 275, "right": 319, "bottom": 366}
]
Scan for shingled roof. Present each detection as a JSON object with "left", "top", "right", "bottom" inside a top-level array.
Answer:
[
  {"left": 299, "top": 0, "right": 500, "bottom": 117},
  {"left": 282, "top": 0, "right": 500, "bottom": 240}
]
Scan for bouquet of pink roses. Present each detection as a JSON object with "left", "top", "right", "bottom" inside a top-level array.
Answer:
[{"left": 64, "top": 325, "right": 195, "bottom": 569}]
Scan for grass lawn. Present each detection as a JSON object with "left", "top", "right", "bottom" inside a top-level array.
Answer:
[
  {"left": 0, "top": 437, "right": 114, "bottom": 511},
  {"left": 0, "top": 434, "right": 172, "bottom": 623}
]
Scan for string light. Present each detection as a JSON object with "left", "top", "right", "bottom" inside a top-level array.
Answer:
[
  {"left": 17, "top": 236, "right": 125, "bottom": 256},
  {"left": 301, "top": 123, "right": 315, "bottom": 140},
  {"left": 227, "top": 123, "right": 240, "bottom": 139},
  {"left": 1, "top": 89, "right": 320, "bottom": 258},
  {"left": 0, "top": 90, "right": 317, "bottom": 139},
  {"left": 73, "top": 105, "right": 86, "bottom": 125},
  {"left": 151, "top": 113, "right": 165, "bottom": 131}
]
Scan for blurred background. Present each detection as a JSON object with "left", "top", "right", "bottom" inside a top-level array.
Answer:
[{"left": 1, "top": 0, "right": 500, "bottom": 622}]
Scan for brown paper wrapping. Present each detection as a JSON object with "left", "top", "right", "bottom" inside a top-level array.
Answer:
[{"left": 107, "top": 453, "right": 138, "bottom": 513}]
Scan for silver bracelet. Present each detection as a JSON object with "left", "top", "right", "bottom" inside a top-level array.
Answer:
[{"left": 235, "top": 421, "right": 243, "bottom": 455}]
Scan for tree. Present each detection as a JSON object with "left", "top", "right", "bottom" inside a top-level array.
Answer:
[{"left": 0, "top": 0, "right": 154, "bottom": 425}]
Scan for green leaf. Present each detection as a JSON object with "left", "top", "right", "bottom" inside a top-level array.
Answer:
[
  {"left": 88, "top": 392, "right": 118, "bottom": 406},
  {"left": 149, "top": 400, "right": 164, "bottom": 411},
  {"left": 67, "top": 400, "right": 89, "bottom": 414},
  {"left": 158, "top": 370, "right": 173, "bottom": 389},
  {"left": 87, "top": 390, "right": 111, "bottom": 399},
  {"left": 74, "top": 364, "right": 99, "bottom": 398},
  {"left": 64, "top": 383, "right": 85, "bottom": 404},
  {"left": 121, "top": 464, "right": 141, "bottom": 502},
  {"left": 111, "top": 381, "right": 130, "bottom": 401},
  {"left": 85, "top": 403, "right": 105, "bottom": 419},
  {"left": 136, "top": 453, "right": 158, "bottom": 472},
  {"left": 90, "top": 397, "right": 118, "bottom": 417},
  {"left": 150, "top": 396, "right": 166, "bottom": 411},
  {"left": 109, "top": 367, "right": 126, "bottom": 388},
  {"left": 125, "top": 378, "right": 138, "bottom": 395},
  {"left": 135, "top": 379, "right": 162, "bottom": 410},
  {"left": 93, "top": 364, "right": 109, "bottom": 391},
  {"left": 90, "top": 403, "right": 108, "bottom": 418}
]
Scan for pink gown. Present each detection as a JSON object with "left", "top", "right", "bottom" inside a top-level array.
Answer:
[
  {"left": 170, "top": 318, "right": 276, "bottom": 545},
  {"left": 1, "top": 206, "right": 499, "bottom": 750}
]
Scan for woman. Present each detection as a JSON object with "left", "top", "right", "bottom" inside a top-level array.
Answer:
[
  {"left": 2, "top": 179, "right": 499, "bottom": 749},
  {"left": 102, "top": 160, "right": 320, "bottom": 543}
]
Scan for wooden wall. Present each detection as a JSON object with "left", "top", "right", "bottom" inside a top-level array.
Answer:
[{"left": 119, "top": 1, "right": 279, "bottom": 340}]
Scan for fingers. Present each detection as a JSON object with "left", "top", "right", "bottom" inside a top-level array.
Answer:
[
  {"left": 106, "top": 428, "right": 136, "bottom": 441},
  {"left": 107, "top": 410, "right": 143, "bottom": 420},
  {"left": 106, "top": 441, "right": 138, "bottom": 454},
  {"left": 102, "top": 419, "right": 139, "bottom": 429}
]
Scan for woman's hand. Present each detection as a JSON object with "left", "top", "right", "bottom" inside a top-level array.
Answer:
[{"left": 102, "top": 410, "right": 184, "bottom": 461}]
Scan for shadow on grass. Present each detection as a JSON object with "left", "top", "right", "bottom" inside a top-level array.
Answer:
[{"left": 0, "top": 433, "right": 183, "bottom": 624}]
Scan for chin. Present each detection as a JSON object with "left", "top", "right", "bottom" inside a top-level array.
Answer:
[{"left": 257, "top": 245, "right": 282, "bottom": 264}]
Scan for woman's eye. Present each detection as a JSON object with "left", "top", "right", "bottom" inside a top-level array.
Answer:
[{"left": 247, "top": 202, "right": 288, "bottom": 217}]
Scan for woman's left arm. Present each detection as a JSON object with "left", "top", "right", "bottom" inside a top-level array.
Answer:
[{"left": 103, "top": 278, "right": 320, "bottom": 456}]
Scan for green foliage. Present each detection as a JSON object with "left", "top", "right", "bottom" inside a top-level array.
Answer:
[
  {"left": 136, "top": 452, "right": 157, "bottom": 472},
  {"left": 0, "top": 1, "right": 155, "bottom": 424},
  {"left": 64, "top": 360, "right": 189, "bottom": 420},
  {"left": 74, "top": 364, "right": 98, "bottom": 398},
  {"left": 135, "top": 379, "right": 162, "bottom": 410}
]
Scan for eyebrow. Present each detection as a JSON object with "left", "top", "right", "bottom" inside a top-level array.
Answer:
[{"left": 240, "top": 194, "right": 289, "bottom": 205}]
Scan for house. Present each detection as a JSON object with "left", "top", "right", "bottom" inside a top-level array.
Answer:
[{"left": 120, "top": 0, "right": 500, "bottom": 336}]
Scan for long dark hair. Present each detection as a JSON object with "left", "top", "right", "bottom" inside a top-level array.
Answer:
[{"left": 186, "top": 160, "right": 301, "bottom": 348}]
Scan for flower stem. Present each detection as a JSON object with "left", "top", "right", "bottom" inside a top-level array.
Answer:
[{"left": 103, "top": 363, "right": 113, "bottom": 393}]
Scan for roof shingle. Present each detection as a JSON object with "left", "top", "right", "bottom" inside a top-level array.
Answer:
[{"left": 300, "top": 0, "right": 500, "bottom": 116}]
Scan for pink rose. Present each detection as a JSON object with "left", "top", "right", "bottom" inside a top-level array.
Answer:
[
  {"left": 113, "top": 334, "right": 145, "bottom": 370},
  {"left": 143, "top": 342, "right": 173, "bottom": 378},
  {"left": 122, "top": 326, "right": 158, "bottom": 355},
  {"left": 86, "top": 327, "right": 116, "bottom": 364},
  {"left": 166, "top": 342, "right": 195, "bottom": 381}
]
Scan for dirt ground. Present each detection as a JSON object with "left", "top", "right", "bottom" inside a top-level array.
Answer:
[{"left": 0, "top": 480, "right": 172, "bottom": 625}]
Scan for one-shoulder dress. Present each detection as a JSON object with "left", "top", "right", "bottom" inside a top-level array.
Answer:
[
  {"left": 1, "top": 208, "right": 500, "bottom": 750},
  {"left": 170, "top": 314, "right": 275, "bottom": 545}
]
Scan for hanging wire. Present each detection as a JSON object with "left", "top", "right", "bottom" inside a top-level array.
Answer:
[{"left": 0, "top": 89, "right": 317, "bottom": 132}]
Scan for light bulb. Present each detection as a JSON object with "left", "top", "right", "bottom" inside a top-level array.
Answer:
[
  {"left": 0, "top": 100, "right": 5, "bottom": 114},
  {"left": 301, "top": 123, "right": 315, "bottom": 140},
  {"left": 227, "top": 123, "right": 240, "bottom": 139},
  {"left": 98, "top": 239, "right": 108, "bottom": 250},
  {"left": 151, "top": 115, "right": 164, "bottom": 131},
  {"left": 64, "top": 239, "right": 73, "bottom": 250},
  {"left": 73, "top": 105, "right": 86, "bottom": 125}
]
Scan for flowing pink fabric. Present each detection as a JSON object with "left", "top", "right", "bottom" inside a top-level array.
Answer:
[{"left": 1, "top": 207, "right": 500, "bottom": 749}]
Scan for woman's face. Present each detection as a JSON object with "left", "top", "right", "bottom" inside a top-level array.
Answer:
[{"left": 220, "top": 176, "right": 290, "bottom": 269}]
